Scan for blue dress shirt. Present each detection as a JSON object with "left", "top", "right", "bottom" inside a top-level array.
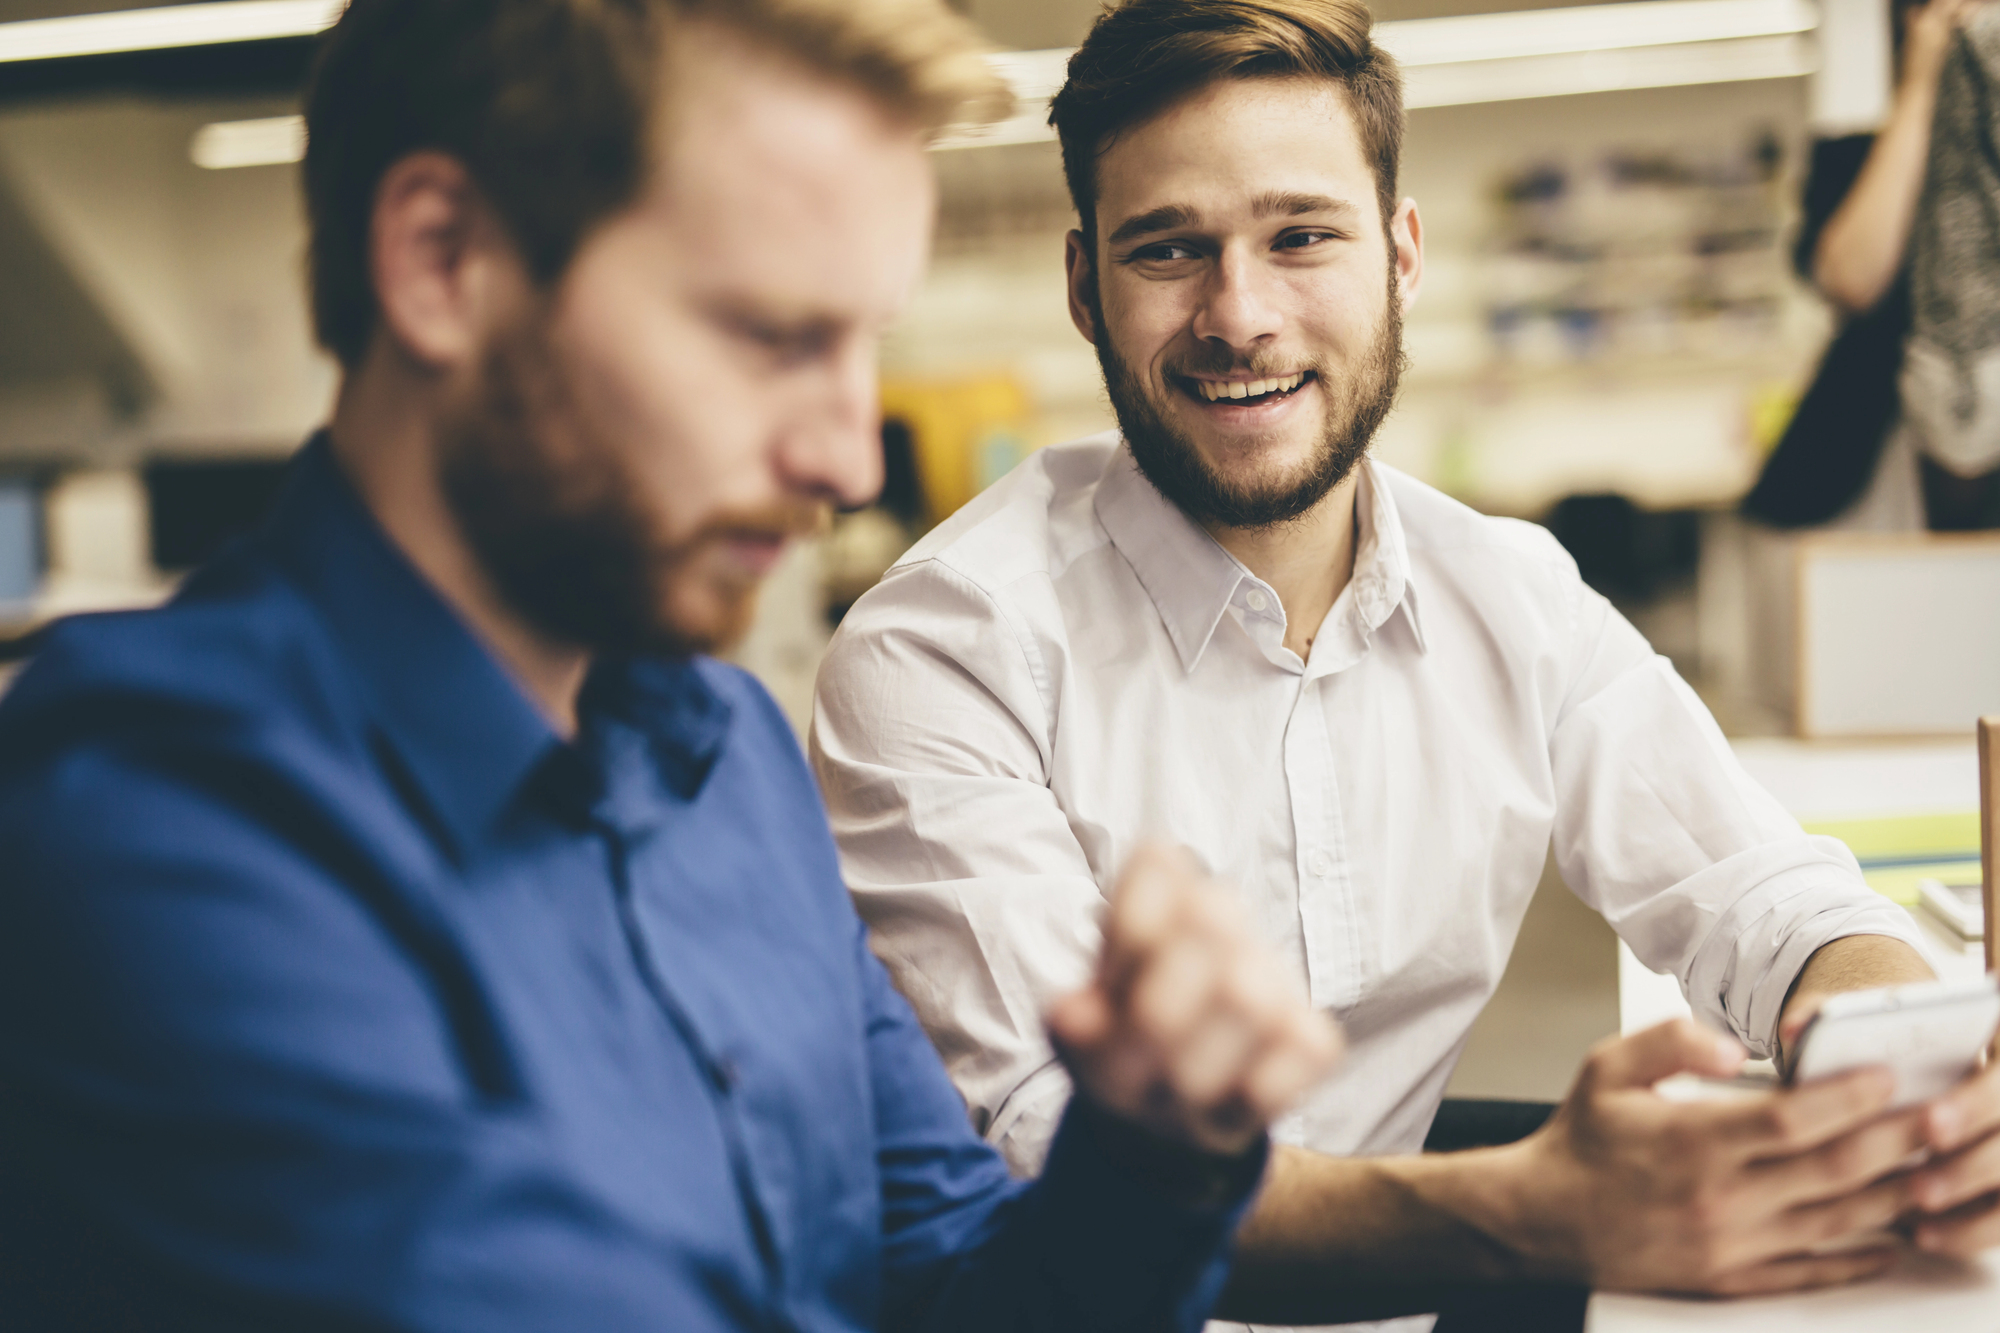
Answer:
[{"left": 0, "top": 437, "right": 1257, "bottom": 1332}]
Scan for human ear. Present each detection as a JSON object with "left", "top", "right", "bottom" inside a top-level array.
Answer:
[
  {"left": 1064, "top": 228, "right": 1100, "bottom": 346},
  {"left": 1391, "top": 197, "right": 1424, "bottom": 314},
  {"left": 368, "top": 151, "right": 522, "bottom": 370}
]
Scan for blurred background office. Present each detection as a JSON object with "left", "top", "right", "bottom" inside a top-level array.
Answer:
[{"left": 1, "top": 0, "right": 1997, "bottom": 1100}]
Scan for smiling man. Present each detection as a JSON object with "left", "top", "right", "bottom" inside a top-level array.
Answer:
[
  {"left": 0, "top": 1, "right": 1344, "bottom": 1329},
  {"left": 811, "top": 0, "right": 2000, "bottom": 1322}
]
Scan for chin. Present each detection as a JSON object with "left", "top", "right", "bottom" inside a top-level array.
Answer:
[
  {"left": 1189, "top": 427, "right": 1325, "bottom": 483},
  {"left": 656, "top": 583, "right": 761, "bottom": 658}
]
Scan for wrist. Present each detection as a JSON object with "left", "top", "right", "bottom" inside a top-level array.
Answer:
[
  {"left": 1384, "top": 1135, "right": 1583, "bottom": 1284},
  {"left": 1071, "top": 1094, "right": 1268, "bottom": 1213}
]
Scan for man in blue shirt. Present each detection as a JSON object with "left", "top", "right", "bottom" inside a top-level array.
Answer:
[{"left": 0, "top": 1, "right": 1342, "bottom": 1329}]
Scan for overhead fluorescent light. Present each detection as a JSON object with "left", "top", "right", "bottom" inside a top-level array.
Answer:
[
  {"left": 0, "top": 0, "right": 343, "bottom": 65},
  {"left": 938, "top": 0, "right": 1821, "bottom": 150},
  {"left": 190, "top": 114, "right": 304, "bottom": 169},
  {"left": 1374, "top": 0, "right": 1814, "bottom": 67},
  {"left": 173, "top": 0, "right": 1813, "bottom": 160},
  {"left": 1406, "top": 31, "right": 1815, "bottom": 107}
]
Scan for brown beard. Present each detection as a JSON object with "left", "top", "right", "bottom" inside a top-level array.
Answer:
[
  {"left": 1094, "top": 258, "right": 1406, "bottom": 531},
  {"left": 436, "top": 311, "right": 823, "bottom": 659}
]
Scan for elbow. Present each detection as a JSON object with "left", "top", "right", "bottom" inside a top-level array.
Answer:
[{"left": 1810, "top": 246, "right": 1892, "bottom": 317}]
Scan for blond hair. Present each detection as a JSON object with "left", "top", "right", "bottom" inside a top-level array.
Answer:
[{"left": 679, "top": 0, "right": 1012, "bottom": 139}]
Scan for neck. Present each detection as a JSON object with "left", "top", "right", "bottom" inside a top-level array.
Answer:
[
  {"left": 326, "top": 347, "right": 591, "bottom": 738},
  {"left": 1205, "top": 467, "right": 1364, "bottom": 661}
]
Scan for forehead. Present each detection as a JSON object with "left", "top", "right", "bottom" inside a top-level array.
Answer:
[
  {"left": 630, "top": 30, "right": 935, "bottom": 309},
  {"left": 1094, "top": 75, "right": 1376, "bottom": 233}
]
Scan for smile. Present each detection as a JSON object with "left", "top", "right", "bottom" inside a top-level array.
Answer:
[{"left": 1185, "top": 371, "right": 1312, "bottom": 405}]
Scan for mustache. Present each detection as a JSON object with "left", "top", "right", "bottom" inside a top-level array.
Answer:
[
  {"left": 1161, "top": 345, "right": 1319, "bottom": 381},
  {"left": 689, "top": 498, "right": 831, "bottom": 547}
]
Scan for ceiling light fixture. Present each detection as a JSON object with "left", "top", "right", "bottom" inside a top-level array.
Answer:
[
  {"left": 1377, "top": 0, "right": 1814, "bottom": 67},
  {"left": 176, "top": 0, "right": 1817, "bottom": 163},
  {"left": 0, "top": 0, "right": 343, "bottom": 65},
  {"left": 189, "top": 113, "right": 304, "bottom": 169},
  {"left": 936, "top": 0, "right": 1822, "bottom": 149}
]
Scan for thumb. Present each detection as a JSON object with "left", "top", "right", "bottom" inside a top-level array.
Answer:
[
  {"left": 1588, "top": 1018, "right": 1745, "bottom": 1092},
  {"left": 1777, "top": 994, "right": 1827, "bottom": 1067}
]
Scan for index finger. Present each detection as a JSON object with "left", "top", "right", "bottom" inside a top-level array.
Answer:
[
  {"left": 1097, "top": 844, "right": 1207, "bottom": 999},
  {"left": 1698, "top": 1065, "right": 1899, "bottom": 1161}
]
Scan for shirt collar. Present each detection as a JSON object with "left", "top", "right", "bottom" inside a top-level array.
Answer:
[
  {"left": 261, "top": 435, "right": 560, "bottom": 858},
  {"left": 260, "top": 435, "right": 734, "bottom": 857},
  {"left": 1093, "top": 439, "right": 1426, "bottom": 675}
]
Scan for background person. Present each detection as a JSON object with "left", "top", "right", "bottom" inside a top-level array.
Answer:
[
  {"left": 1745, "top": 0, "right": 2000, "bottom": 530},
  {"left": 0, "top": 1, "right": 1342, "bottom": 1328},
  {"left": 813, "top": 1, "right": 2000, "bottom": 1323}
]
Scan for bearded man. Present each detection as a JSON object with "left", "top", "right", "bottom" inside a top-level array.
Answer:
[
  {"left": 811, "top": 0, "right": 2000, "bottom": 1323},
  {"left": 0, "top": 0, "right": 1347, "bottom": 1328}
]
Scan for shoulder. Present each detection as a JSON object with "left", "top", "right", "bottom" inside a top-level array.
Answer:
[
  {"left": 893, "top": 432, "right": 1120, "bottom": 597},
  {"left": 0, "top": 558, "right": 354, "bottom": 772},
  {"left": 1379, "top": 463, "right": 1579, "bottom": 581},
  {"left": 0, "top": 556, "right": 372, "bottom": 884},
  {"left": 815, "top": 443, "right": 1123, "bottom": 738},
  {"left": 1374, "top": 462, "right": 1588, "bottom": 647}
]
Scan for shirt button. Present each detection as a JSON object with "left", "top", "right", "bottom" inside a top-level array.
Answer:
[
  {"left": 1246, "top": 590, "right": 1270, "bottom": 613},
  {"left": 1308, "top": 849, "right": 1332, "bottom": 878}
]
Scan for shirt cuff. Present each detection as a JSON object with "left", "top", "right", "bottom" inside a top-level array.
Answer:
[
  {"left": 1020, "top": 1097, "right": 1268, "bottom": 1332},
  {"left": 1711, "top": 885, "right": 1939, "bottom": 1059}
]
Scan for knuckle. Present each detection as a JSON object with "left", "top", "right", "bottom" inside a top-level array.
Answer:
[
  {"left": 1828, "top": 1134, "right": 1876, "bottom": 1181},
  {"left": 1687, "top": 1188, "right": 1735, "bottom": 1237},
  {"left": 1761, "top": 1100, "right": 1807, "bottom": 1146},
  {"left": 1689, "top": 1233, "right": 1736, "bottom": 1284}
]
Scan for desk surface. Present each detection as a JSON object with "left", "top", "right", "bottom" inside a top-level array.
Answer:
[{"left": 1587, "top": 1250, "right": 2000, "bottom": 1330}]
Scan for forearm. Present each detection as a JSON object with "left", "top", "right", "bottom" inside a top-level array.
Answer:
[
  {"left": 1777, "top": 933, "right": 1937, "bottom": 1066},
  {"left": 1216, "top": 1141, "right": 1564, "bottom": 1323},
  {"left": 1814, "top": 59, "right": 1945, "bottom": 311}
]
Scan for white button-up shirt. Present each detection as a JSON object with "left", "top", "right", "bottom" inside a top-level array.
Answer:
[{"left": 811, "top": 432, "right": 1928, "bottom": 1177}]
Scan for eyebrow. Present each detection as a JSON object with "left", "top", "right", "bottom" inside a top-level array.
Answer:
[
  {"left": 1107, "top": 203, "right": 1200, "bottom": 248},
  {"left": 1105, "top": 191, "right": 1360, "bottom": 248}
]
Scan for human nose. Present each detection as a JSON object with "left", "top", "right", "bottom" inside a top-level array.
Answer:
[
  {"left": 1188, "top": 245, "right": 1283, "bottom": 352},
  {"left": 775, "top": 338, "right": 883, "bottom": 510}
]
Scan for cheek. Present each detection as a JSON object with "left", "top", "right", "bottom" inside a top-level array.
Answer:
[
  {"left": 548, "top": 305, "right": 754, "bottom": 526},
  {"left": 1101, "top": 281, "right": 1183, "bottom": 370}
]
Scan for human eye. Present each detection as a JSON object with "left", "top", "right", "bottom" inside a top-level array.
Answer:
[
  {"left": 1121, "top": 239, "right": 1202, "bottom": 265},
  {"left": 730, "top": 314, "right": 837, "bottom": 367},
  {"left": 1274, "top": 229, "right": 1341, "bottom": 253}
]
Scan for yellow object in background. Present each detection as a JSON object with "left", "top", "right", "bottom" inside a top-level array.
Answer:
[
  {"left": 880, "top": 375, "right": 1033, "bottom": 526},
  {"left": 1747, "top": 382, "right": 1801, "bottom": 458},
  {"left": 1802, "top": 811, "right": 1982, "bottom": 906}
]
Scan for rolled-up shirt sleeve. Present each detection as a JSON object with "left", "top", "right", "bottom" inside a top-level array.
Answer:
[
  {"left": 1545, "top": 576, "right": 1935, "bottom": 1058},
  {"left": 812, "top": 557, "right": 1096, "bottom": 1174}
]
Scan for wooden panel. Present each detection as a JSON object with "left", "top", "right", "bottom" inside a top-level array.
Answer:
[
  {"left": 1984, "top": 717, "right": 2000, "bottom": 975},
  {"left": 1796, "top": 534, "right": 2000, "bottom": 737}
]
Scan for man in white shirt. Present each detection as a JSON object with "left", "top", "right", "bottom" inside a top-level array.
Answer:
[{"left": 813, "top": 0, "right": 2000, "bottom": 1317}]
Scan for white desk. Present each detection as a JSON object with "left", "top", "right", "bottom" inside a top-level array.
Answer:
[
  {"left": 1594, "top": 737, "right": 1994, "bottom": 1327},
  {"left": 1588, "top": 1251, "right": 2000, "bottom": 1330}
]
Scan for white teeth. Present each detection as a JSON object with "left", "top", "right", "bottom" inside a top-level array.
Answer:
[{"left": 1197, "top": 372, "right": 1305, "bottom": 402}]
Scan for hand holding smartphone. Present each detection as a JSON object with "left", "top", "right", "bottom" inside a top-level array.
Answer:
[{"left": 1788, "top": 975, "right": 2000, "bottom": 1108}]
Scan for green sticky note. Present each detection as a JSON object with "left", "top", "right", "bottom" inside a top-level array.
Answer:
[{"left": 1800, "top": 811, "right": 1982, "bottom": 905}]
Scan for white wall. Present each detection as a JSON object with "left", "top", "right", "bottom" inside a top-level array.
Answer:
[{"left": 0, "top": 94, "right": 336, "bottom": 460}]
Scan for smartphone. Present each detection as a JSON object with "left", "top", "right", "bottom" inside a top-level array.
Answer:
[{"left": 1788, "top": 975, "right": 2000, "bottom": 1109}]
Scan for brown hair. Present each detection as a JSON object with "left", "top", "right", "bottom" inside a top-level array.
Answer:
[
  {"left": 1049, "top": 0, "right": 1403, "bottom": 252},
  {"left": 303, "top": 0, "right": 1010, "bottom": 368}
]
